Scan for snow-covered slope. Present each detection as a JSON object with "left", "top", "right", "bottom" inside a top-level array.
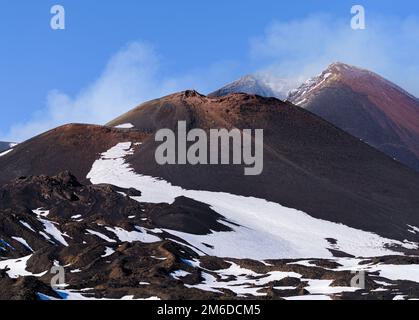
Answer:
[
  {"left": 1, "top": 165, "right": 419, "bottom": 300},
  {"left": 87, "top": 142, "right": 416, "bottom": 260}
]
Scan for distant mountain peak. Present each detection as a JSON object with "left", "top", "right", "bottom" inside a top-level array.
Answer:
[
  {"left": 288, "top": 62, "right": 419, "bottom": 172},
  {"left": 289, "top": 62, "right": 419, "bottom": 106},
  {"left": 326, "top": 62, "right": 383, "bottom": 81},
  {"left": 326, "top": 62, "right": 374, "bottom": 74},
  {"left": 233, "top": 74, "right": 258, "bottom": 83},
  {"left": 208, "top": 72, "right": 302, "bottom": 100},
  {"left": 287, "top": 62, "right": 388, "bottom": 105},
  {"left": 209, "top": 74, "right": 278, "bottom": 99},
  {"left": 328, "top": 61, "right": 358, "bottom": 71}
]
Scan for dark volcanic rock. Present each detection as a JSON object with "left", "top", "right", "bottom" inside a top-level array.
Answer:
[
  {"left": 147, "top": 196, "right": 234, "bottom": 235},
  {"left": 0, "top": 274, "right": 60, "bottom": 300}
]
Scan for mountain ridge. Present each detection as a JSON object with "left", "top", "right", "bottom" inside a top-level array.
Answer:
[
  {"left": 2, "top": 91, "right": 417, "bottom": 241},
  {"left": 1, "top": 90, "right": 419, "bottom": 300},
  {"left": 287, "top": 62, "right": 419, "bottom": 172}
]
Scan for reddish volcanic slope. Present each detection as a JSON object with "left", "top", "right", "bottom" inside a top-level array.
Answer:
[
  {"left": 288, "top": 62, "right": 419, "bottom": 172},
  {"left": 2, "top": 91, "right": 419, "bottom": 241},
  {"left": 108, "top": 91, "right": 419, "bottom": 241},
  {"left": 0, "top": 124, "right": 147, "bottom": 185}
]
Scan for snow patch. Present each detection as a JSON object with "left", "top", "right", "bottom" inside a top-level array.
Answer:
[
  {"left": 114, "top": 123, "right": 134, "bottom": 129},
  {"left": 371, "top": 264, "right": 419, "bottom": 283},
  {"left": 0, "top": 255, "right": 47, "bottom": 278},
  {"left": 185, "top": 261, "right": 301, "bottom": 297},
  {"left": 408, "top": 224, "right": 419, "bottom": 234},
  {"left": 87, "top": 142, "right": 412, "bottom": 260},
  {"left": 19, "top": 220, "right": 36, "bottom": 232},
  {"left": 11, "top": 237, "right": 34, "bottom": 252},
  {"left": 101, "top": 247, "right": 115, "bottom": 258},
  {"left": 0, "top": 149, "right": 13, "bottom": 157},
  {"left": 303, "top": 279, "right": 360, "bottom": 295},
  {"left": 105, "top": 226, "right": 160, "bottom": 243},
  {"left": 86, "top": 229, "right": 116, "bottom": 243},
  {"left": 171, "top": 270, "right": 191, "bottom": 280},
  {"left": 33, "top": 209, "right": 69, "bottom": 246}
]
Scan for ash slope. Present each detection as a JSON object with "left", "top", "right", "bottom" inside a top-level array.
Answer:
[
  {"left": 0, "top": 124, "right": 147, "bottom": 185},
  {"left": 2, "top": 91, "right": 419, "bottom": 241},
  {"left": 107, "top": 91, "right": 419, "bottom": 242},
  {"left": 288, "top": 62, "right": 419, "bottom": 172}
]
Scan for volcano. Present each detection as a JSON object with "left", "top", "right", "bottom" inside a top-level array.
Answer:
[
  {"left": 2, "top": 90, "right": 419, "bottom": 242},
  {"left": 288, "top": 62, "right": 419, "bottom": 172},
  {"left": 1, "top": 90, "right": 419, "bottom": 300},
  {"left": 106, "top": 90, "right": 419, "bottom": 242}
]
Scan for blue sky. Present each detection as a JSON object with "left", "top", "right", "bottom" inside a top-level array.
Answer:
[{"left": 1, "top": 0, "right": 419, "bottom": 141}]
